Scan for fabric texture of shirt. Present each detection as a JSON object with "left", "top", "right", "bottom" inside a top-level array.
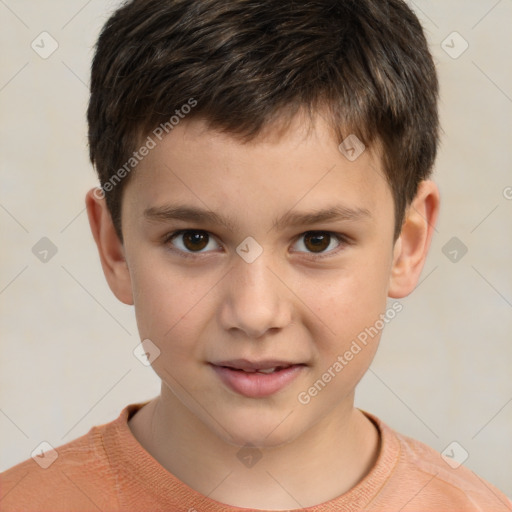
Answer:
[{"left": 1, "top": 400, "right": 511, "bottom": 511}]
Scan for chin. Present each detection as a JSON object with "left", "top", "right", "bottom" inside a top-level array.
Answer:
[{"left": 212, "top": 410, "right": 307, "bottom": 449}]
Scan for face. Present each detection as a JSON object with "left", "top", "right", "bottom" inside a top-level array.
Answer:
[{"left": 92, "top": 114, "right": 435, "bottom": 449}]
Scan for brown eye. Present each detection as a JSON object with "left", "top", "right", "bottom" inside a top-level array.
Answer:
[
  {"left": 182, "top": 231, "right": 209, "bottom": 251},
  {"left": 292, "top": 231, "right": 347, "bottom": 258},
  {"left": 303, "top": 232, "right": 331, "bottom": 253},
  {"left": 166, "top": 230, "right": 219, "bottom": 254}
]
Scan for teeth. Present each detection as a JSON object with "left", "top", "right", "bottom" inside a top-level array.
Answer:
[
  {"left": 257, "top": 367, "right": 278, "bottom": 374},
  {"left": 227, "top": 365, "right": 293, "bottom": 374}
]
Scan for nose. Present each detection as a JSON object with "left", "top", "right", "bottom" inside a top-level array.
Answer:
[{"left": 218, "top": 253, "right": 293, "bottom": 339}]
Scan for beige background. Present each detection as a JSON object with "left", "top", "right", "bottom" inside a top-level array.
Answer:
[{"left": 1, "top": 0, "right": 511, "bottom": 499}]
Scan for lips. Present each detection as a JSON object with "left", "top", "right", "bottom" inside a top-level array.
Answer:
[
  {"left": 231, "top": 366, "right": 290, "bottom": 374},
  {"left": 210, "top": 359, "right": 306, "bottom": 398},
  {"left": 212, "top": 358, "right": 301, "bottom": 371}
]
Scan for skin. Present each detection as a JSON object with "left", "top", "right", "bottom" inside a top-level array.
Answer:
[{"left": 86, "top": 113, "right": 439, "bottom": 510}]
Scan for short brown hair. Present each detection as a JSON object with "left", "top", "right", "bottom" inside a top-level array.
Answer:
[{"left": 88, "top": 0, "right": 439, "bottom": 241}]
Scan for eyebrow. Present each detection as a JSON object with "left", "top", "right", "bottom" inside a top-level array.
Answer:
[{"left": 143, "top": 203, "right": 371, "bottom": 231}]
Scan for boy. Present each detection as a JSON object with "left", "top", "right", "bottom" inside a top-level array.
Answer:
[{"left": 1, "top": 0, "right": 511, "bottom": 510}]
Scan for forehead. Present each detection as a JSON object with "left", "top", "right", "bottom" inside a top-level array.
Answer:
[{"left": 124, "top": 115, "right": 393, "bottom": 232}]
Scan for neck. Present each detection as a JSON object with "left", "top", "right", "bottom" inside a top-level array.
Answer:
[{"left": 128, "top": 386, "right": 380, "bottom": 510}]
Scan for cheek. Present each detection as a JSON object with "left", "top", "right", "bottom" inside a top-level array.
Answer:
[
  {"left": 131, "top": 271, "right": 210, "bottom": 388},
  {"left": 130, "top": 260, "right": 211, "bottom": 348},
  {"left": 294, "top": 272, "right": 386, "bottom": 408},
  {"left": 300, "top": 259, "right": 390, "bottom": 336}
]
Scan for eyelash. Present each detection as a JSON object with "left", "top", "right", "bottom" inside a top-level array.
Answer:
[{"left": 162, "top": 229, "right": 351, "bottom": 260}]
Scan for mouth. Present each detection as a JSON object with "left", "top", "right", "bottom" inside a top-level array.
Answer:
[
  {"left": 209, "top": 359, "right": 307, "bottom": 398},
  {"left": 212, "top": 359, "right": 305, "bottom": 371},
  {"left": 223, "top": 365, "right": 293, "bottom": 374}
]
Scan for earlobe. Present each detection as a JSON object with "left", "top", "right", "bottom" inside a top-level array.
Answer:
[
  {"left": 85, "top": 188, "right": 134, "bottom": 305},
  {"left": 388, "top": 180, "right": 440, "bottom": 298}
]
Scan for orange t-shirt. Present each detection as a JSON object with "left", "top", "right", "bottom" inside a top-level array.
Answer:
[{"left": 1, "top": 401, "right": 510, "bottom": 511}]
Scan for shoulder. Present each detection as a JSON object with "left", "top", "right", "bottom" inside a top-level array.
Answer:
[
  {"left": 368, "top": 413, "right": 512, "bottom": 512},
  {"left": 0, "top": 417, "right": 120, "bottom": 511}
]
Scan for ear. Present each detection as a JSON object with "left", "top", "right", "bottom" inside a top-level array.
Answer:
[
  {"left": 85, "top": 188, "right": 134, "bottom": 305},
  {"left": 388, "top": 180, "right": 440, "bottom": 298}
]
